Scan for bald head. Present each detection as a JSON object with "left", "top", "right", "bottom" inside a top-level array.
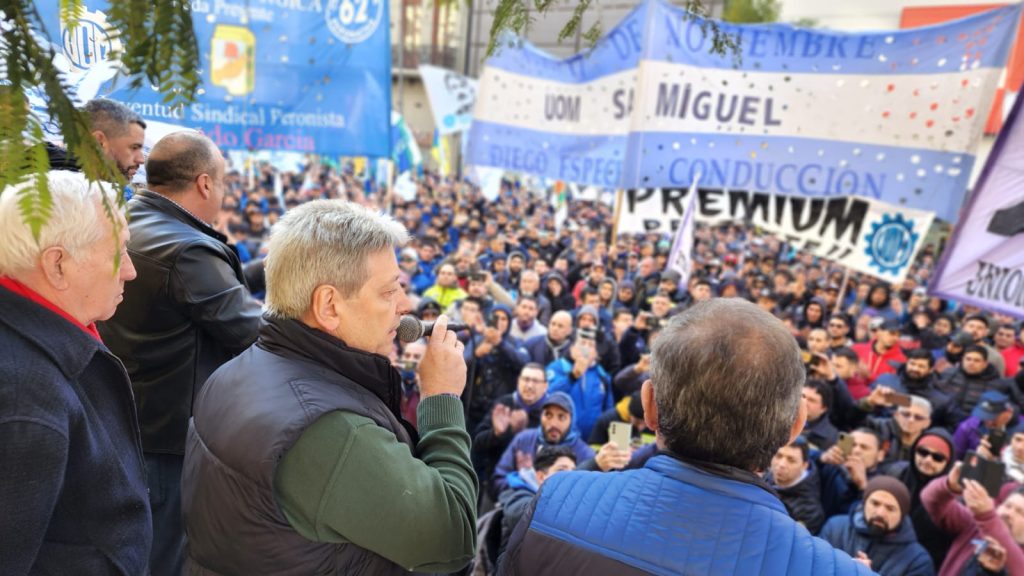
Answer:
[
  {"left": 145, "top": 132, "right": 221, "bottom": 193},
  {"left": 145, "top": 132, "right": 226, "bottom": 224}
]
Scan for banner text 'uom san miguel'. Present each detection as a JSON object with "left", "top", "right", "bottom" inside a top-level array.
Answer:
[
  {"left": 467, "top": 0, "right": 1022, "bottom": 222},
  {"left": 38, "top": 0, "right": 391, "bottom": 157}
]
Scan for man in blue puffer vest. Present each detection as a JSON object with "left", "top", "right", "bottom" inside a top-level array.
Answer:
[{"left": 498, "top": 298, "right": 873, "bottom": 575}]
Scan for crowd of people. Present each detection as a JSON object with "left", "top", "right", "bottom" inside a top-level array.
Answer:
[{"left": 4, "top": 98, "right": 1024, "bottom": 575}]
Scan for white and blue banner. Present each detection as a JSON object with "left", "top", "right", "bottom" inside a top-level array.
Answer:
[
  {"left": 467, "top": 0, "right": 1021, "bottom": 222},
  {"left": 419, "top": 65, "right": 478, "bottom": 135},
  {"left": 35, "top": 0, "right": 391, "bottom": 157},
  {"left": 617, "top": 188, "right": 935, "bottom": 283}
]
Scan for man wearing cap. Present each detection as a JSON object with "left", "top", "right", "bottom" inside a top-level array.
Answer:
[
  {"left": 897, "top": 429, "right": 956, "bottom": 569},
  {"left": 951, "top": 390, "right": 1021, "bottom": 460},
  {"left": 939, "top": 345, "right": 1008, "bottom": 427},
  {"left": 820, "top": 476, "right": 933, "bottom": 574},
  {"left": 935, "top": 330, "right": 976, "bottom": 374},
  {"left": 490, "top": 392, "right": 626, "bottom": 498},
  {"left": 852, "top": 318, "right": 907, "bottom": 386}
]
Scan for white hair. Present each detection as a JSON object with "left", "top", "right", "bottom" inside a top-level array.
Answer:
[
  {"left": 264, "top": 199, "right": 409, "bottom": 319},
  {"left": 0, "top": 171, "right": 119, "bottom": 276}
]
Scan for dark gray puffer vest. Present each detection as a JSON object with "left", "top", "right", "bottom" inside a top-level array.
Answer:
[{"left": 183, "top": 317, "right": 418, "bottom": 575}]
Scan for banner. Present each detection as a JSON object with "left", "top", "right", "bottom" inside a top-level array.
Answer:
[
  {"left": 419, "top": 65, "right": 478, "bottom": 135},
  {"left": 666, "top": 175, "right": 700, "bottom": 283},
  {"left": 931, "top": 92, "right": 1024, "bottom": 317},
  {"left": 617, "top": 188, "right": 935, "bottom": 283},
  {"left": 36, "top": 1, "right": 391, "bottom": 157},
  {"left": 467, "top": 0, "right": 1021, "bottom": 221}
]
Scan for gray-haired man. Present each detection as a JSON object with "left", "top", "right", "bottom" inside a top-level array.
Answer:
[{"left": 182, "top": 200, "right": 477, "bottom": 574}]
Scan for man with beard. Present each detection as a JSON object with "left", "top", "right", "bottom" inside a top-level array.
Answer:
[
  {"left": 766, "top": 438, "right": 825, "bottom": 535},
  {"left": 874, "top": 349, "right": 953, "bottom": 427},
  {"left": 962, "top": 314, "right": 1005, "bottom": 376},
  {"left": 922, "top": 462, "right": 1024, "bottom": 574},
  {"left": 939, "top": 345, "right": 1007, "bottom": 427},
  {"left": 490, "top": 392, "right": 628, "bottom": 497},
  {"left": 820, "top": 476, "right": 933, "bottom": 575},
  {"left": 896, "top": 430, "right": 955, "bottom": 570},
  {"left": 47, "top": 99, "right": 146, "bottom": 182}
]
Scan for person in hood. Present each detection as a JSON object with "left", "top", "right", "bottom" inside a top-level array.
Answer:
[
  {"left": 820, "top": 476, "right": 934, "bottom": 575},
  {"left": 542, "top": 272, "right": 575, "bottom": 314},
  {"left": 798, "top": 297, "right": 828, "bottom": 337},
  {"left": 496, "top": 446, "right": 577, "bottom": 558},
  {"left": 587, "top": 392, "right": 647, "bottom": 445},
  {"left": 897, "top": 429, "right": 956, "bottom": 569},
  {"left": 951, "top": 390, "right": 1022, "bottom": 460},
  {"left": 766, "top": 437, "right": 826, "bottom": 535},
  {"left": 490, "top": 392, "right": 626, "bottom": 498},
  {"left": 463, "top": 304, "right": 529, "bottom": 433}
]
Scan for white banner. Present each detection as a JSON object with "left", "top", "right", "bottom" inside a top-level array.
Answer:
[
  {"left": 419, "top": 65, "right": 478, "bottom": 135},
  {"left": 666, "top": 176, "right": 700, "bottom": 284},
  {"left": 618, "top": 188, "right": 935, "bottom": 283},
  {"left": 931, "top": 94, "right": 1024, "bottom": 318}
]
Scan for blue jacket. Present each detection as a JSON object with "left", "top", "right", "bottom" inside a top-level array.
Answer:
[
  {"left": 820, "top": 507, "right": 934, "bottom": 575},
  {"left": 0, "top": 285, "right": 152, "bottom": 574},
  {"left": 546, "top": 358, "right": 612, "bottom": 441},
  {"left": 491, "top": 428, "right": 596, "bottom": 498},
  {"left": 499, "top": 454, "right": 871, "bottom": 575}
]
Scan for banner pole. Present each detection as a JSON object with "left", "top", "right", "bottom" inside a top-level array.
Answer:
[
  {"left": 834, "top": 265, "right": 851, "bottom": 315},
  {"left": 610, "top": 189, "right": 624, "bottom": 244}
]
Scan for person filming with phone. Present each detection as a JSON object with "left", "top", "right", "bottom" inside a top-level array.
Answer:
[{"left": 922, "top": 461, "right": 1024, "bottom": 574}]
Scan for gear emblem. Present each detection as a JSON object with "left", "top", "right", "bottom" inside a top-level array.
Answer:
[
  {"left": 60, "top": 9, "right": 123, "bottom": 72},
  {"left": 863, "top": 213, "right": 919, "bottom": 276}
]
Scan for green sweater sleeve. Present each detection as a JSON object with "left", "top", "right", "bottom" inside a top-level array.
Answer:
[{"left": 273, "top": 395, "right": 478, "bottom": 572}]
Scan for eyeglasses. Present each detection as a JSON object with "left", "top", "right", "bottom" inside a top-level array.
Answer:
[
  {"left": 915, "top": 447, "right": 948, "bottom": 464},
  {"left": 897, "top": 410, "right": 929, "bottom": 422}
]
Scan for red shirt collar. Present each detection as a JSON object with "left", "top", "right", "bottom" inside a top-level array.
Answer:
[{"left": 0, "top": 276, "right": 102, "bottom": 342}]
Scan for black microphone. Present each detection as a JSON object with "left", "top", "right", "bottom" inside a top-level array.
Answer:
[{"left": 396, "top": 315, "right": 469, "bottom": 342}]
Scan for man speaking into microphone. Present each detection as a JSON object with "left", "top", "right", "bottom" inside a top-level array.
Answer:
[{"left": 182, "top": 200, "right": 477, "bottom": 575}]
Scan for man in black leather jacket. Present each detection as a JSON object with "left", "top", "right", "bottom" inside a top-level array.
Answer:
[{"left": 99, "top": 131, "right": 262, "bottom": 576}]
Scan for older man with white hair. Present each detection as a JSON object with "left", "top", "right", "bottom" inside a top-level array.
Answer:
[
  {"left": 182, "top": 199, "right": 477, "bottom": 575},
  {"left": 0, "top": 171, "right": 149, "bottom": 574}
]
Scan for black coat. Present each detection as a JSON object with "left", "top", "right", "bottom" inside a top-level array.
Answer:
[
  {"left": 99, "top": 190, "right": 263, "bottom": 454},
  {"left": 770, "top": 462, "right": 826, "bottom": 535}
]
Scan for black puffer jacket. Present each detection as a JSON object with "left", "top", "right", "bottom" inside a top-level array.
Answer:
[{"left": 99, "top": 190, "right": 262, "bottom": 454}]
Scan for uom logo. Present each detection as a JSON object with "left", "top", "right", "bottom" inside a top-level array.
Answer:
[
  {"left": 61, "top": 9, "right": 122, "bottom": 71},
  {"left": 863, "top": 213, "right": 919, "bottom": 276}
]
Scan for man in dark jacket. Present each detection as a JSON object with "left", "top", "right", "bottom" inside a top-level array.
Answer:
[
  {"left": 802, "top": 379, "right": 840, "bottom": 451},
  {"left": 499, "top": 299, "right": 870, "bottom": 575},
  {"left": 99, "top": 132, "right": 263, "bottom": 575},
  {"left": 938, "top": 345, "right": 1007, "bottom": 427},
  {"left": 897, "top": 429, "right": 955, "bottom": 570},
  {"left": 820, "top": 476, "right": 934, "bottom": 575},
  {"left": 182, "top": 200, "right": 477, "bottom": 574},
  {"left": 523, "top": 310, "right": 573, "bottom": 366},
  {"left": 766, "top": 438, "right": 826, "bottom": 535},
  {"left": 0, "top": 171, "right": 150, "bottom": 574},
  {"left": 873, "top": 349, "right": 954, "bottom": 428}
]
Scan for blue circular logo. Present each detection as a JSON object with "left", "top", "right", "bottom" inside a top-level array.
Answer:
[
  {"left": 62, "top": 18, "right": 114, "bottom": 70},
  {"left": 863, "top": 213, "right": 919, "bottom": 276},
  {"left": 325, "top": 0, "right": 384, "bottom": 44}
]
